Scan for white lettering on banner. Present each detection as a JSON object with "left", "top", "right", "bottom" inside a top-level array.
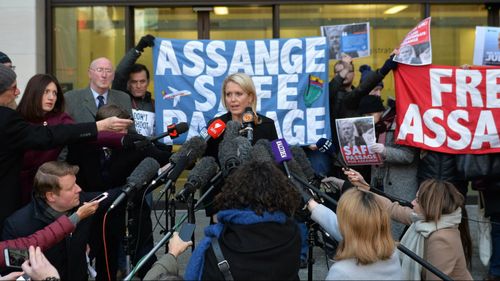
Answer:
[
  {"left": 193, "top": 75, "right": 217, "bottom": 111},
  {"left": 255, "top": 40, "right": 279, "bottom": 75},
  {"left": 156, "top": 39, "right": 325, "bottom": 76},
  {"left": 277, "top": 74, "right": 298, "bottom": 110},
  {"left": 156, "top": 40, "right": 181, "bottom": 75},
  {"left": 206, "top": 41, "right": 227, "bottom": 77},
  {"left": 398, "top": 105, "right": 500, "bottom": 150},
  {"left": 307, "top": 107, "right": 327, "bottom": 144},
  {"left": 183, "top": 41, "right": 205, "bottom": 76},
  {"left": 487, "top": 69, "right": 500, "bottom": 108},
  {"left": 430, "top": 68, "right": 500, "bottom": 108},
  {"left": 265, "top": 111, "right": 283, "bottom": 139},
  {"left": 162, "top": 110, "right": 187, "bottom": 144},
  {"left": 282, "top": 109, "right": 305, "bottom": 145},
  {"left": 447, "top": 110, "right": 470, "bottom": 150},
  {"left": 253, "top": 76, "right": 272, "bottom": 111}
]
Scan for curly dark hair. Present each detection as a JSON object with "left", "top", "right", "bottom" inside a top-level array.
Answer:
[{"left": 214, "top": 160, "right": 301, "bottom": 217}]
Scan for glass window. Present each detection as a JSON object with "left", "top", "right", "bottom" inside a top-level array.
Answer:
[
  {"left": 210, "top": 6, "right": 273, "bottom": 40},
  {"left": 280, "top": 4, "right": 422, "bottom": 99},
  {"left": 53, "top": 7, "right": 125, "bottom": 91},
  {"left": 134, "top": 7, "right": 198, "bottom": 95},
  {"left": 430, "top": 4, "right": 488, "bottom": 66}
]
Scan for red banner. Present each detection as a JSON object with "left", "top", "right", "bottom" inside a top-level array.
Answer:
[{"left": 394, "top": 64, "right": 500, "bottom": 154}]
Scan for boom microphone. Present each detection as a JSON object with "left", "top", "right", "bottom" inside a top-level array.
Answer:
[
  {"left": 176, "top": 156, "right": 219, "bottom": 201},
  {"left": 109, "top": 157, "right": 160, "bottom": 211}
]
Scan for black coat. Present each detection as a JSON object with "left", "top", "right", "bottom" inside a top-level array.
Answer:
[
  {"left": 417, "top": 151, "right": 468, "bottom": 196},
  {"left": 2, "top": 194, "right": 97, "bottom": 280},
  {"left": 204, "top": 112, "right": 278, "bottom": 161},
  {"left": 201, "top": 218, "right": 301, "bottom": 280},
  {"left": 0, "top": 107, "right": 97, "bottom": 231}
]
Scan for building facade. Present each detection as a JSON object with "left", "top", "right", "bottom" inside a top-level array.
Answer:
[{"left": 1, "top": 0, "right": 499, "bottom": 98}]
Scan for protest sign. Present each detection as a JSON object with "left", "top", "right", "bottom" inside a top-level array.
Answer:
[
  {"left": 473, "top": 26, "right": 500, "bottom": 66},
  {"left": 393, "top": 17, "right": 432, "bottom": 66},
  {"left": 153, "top": 37, "right": 331, "bottom": 145},
  {"left": 336, "top": 116, "right": 382, "bottom": 165},
  {"left": 394, "top": 64, "right": 500, "bottom": 154},
  {"left": 321, "top": 22, "right": 370, "bottom": 60},
  {"left": 132, "top": 109, "right": 155, "bottom": 137}
]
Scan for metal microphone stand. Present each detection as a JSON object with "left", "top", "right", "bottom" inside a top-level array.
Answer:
[{"left": 124, "top": 183, "right": 219, "bottom": 281}]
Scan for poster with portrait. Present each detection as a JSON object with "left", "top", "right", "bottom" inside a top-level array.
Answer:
[
  {"left": 335, "top": 116, "right": 382, "bottom": 166},
  {"left": 473, "top": 26, "right": 500, "bottom": 66},
  {"left": 393, "top": 17, "right": 432, "bottom": 66},
  {"left": 321, "top": 22, "right": 370, "bottom": 60}
]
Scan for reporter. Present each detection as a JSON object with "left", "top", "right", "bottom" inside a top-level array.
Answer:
[
  {"left": 307, "top": 189, "right": 402, "bottom": 280},
  {"left": 346, "top": 169, "right": 472, "bottom": 280},
  {"left": 0, "top": 65, "right": 132, "bottom": 230}
]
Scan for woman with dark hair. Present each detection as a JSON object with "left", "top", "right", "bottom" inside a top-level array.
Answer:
[
  {"left": 346, "top": 170, "right": 473, "bottom": 280},
  {"left": 17, "top": 74, "right": 75, "bottom": 204},
  {"left": 17, "top": 74, "right": 128, "bottom": 205},
  {"left": 185, "top": 160, "right": 302, "bottom": 280},
  {"left": 307, "top": 188, "right": 402, "bottom": 280}
]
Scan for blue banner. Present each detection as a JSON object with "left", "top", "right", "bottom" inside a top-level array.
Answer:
[{"left": 153, "top": 37, "right": 331, "bottom": 145}]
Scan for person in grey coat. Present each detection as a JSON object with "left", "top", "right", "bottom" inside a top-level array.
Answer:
[
  {"left": 64, "top": 57, "right": 133, "bottom": 124},
  {"left": 359, "top": 95, "right": 419, "bottom": 239}
]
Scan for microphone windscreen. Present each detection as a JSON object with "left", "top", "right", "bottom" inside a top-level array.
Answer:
[
  {"left": 250, "top": 142, "right": 273, "bottom": 162},
  {"left": 175, "top": 122, "right": 189, "bottom": 135},
  {"left": 218, "top": 136, "right": 251, "bottom": 176},
  {"left": 223, "top": 120, "right": 241, "bottom": 141},
  {"left": 290, "top": 146, "right": 316, "bottom": 181},
  {"left": 316, "top": 138, "right": 335, "bottom": 156},
  {"left": 127, "top": 157, "right": 161, "bottom": 187},
  {"left": 186, "top": 156, "right": 219, "bottom": 189},
  {"left": 287, "top": 158, "right": 308, "bottom": 181},
  {"left": 170, "top": 136, "right": 207, "bottom": 165}
]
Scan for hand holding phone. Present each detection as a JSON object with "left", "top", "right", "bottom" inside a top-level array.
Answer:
[
  {"left": 89, "top": 192, "right": 108, "bottom": 203},
  {"left": 4, "top": 248, "right": 29, "bottom": 269},
  {"left": 178, "top": 223, "right": 196, "bottom": 242}
]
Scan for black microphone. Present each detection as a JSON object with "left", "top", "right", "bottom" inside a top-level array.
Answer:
[
  {"left": 176, "top": 156, "right": 219, "bottom": 201},
  {"left": 218, "top": 136, "right": 251, "bottom": 177},
  {"left": 290, "top": 146, "right": 319, "bottom": 185},
  {"left": 109, "top": 157, "right": 160, "bottom": 211},
  {"left": 223, "top": 120, "right": 243, "bottom": 141},
  {"left": 242, "top": 107, "right": 254, "bottom": 143},
  {"left": 145, "top": 136, "right": 207, "bottom": 193},
  {"left": 250, "top": 139, "right": 273, "bottom": 162},
  {"left": 150, "top": 122, "right": 189, "bottom": 142}
]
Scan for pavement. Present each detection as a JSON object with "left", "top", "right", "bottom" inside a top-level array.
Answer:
[{"left": 143, "top": 204, "right": 488, "bottom": 280}]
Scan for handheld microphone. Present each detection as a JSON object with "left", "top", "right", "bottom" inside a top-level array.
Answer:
[
  {"left": 109, "top": 157, "right": 160, "bottom": 211},
  {"left": 242, "top": 107, "right": 254, "bottom": 143},
  {"left": 176, "top": 156, "right": 219, "bottom": 201},
  {"left": 316, "top": 138, "right": 349, "bottom": 169},
  {"left": 270, "top": 139, "right": 313, "bottom": 204},
  {"left": 200, "top": 119, "right": 226, "bottom": 142},
  {"left": 150, "top": 122, "right": 189, "bottom": 142},
  {"left": 223, "top": 120, "right": 243, "bottom": 141}
]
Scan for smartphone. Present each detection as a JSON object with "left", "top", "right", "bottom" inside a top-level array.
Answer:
[
  {"left": 4, "top": 248, "right": 29, "bottom": 269},
  {"left": 178, "top": 223, "right": 196, "bottom": 242},
  {"left": 89, "top": 192, "right": 108, "bottom": 203}
]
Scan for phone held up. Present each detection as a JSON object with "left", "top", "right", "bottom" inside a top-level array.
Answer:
[{"left": 4, "top": 248, "right": 29, "bottom": 269}]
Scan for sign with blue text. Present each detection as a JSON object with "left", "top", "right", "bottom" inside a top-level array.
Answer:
[{"left": 153, "top": 37, "right": 331, "bottom": 145}]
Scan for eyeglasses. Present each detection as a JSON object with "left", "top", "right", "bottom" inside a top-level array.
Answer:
[{"left": 90, "top": 67, "right": 113, "bottom": 74}]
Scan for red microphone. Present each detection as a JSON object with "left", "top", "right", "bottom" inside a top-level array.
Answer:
[{"left": 200, "top": 119, "right": 226, "bottom": 141}]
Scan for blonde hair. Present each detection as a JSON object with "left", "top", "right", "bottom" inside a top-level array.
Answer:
[
  {"left": 335, "top": 188, "right": 395, "bottom": 265},
  {"left": 221, "top": 72, "right": 259, "bottom": 124}
]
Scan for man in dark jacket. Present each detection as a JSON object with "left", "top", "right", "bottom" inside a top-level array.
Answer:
[{"left": 2, "top": 161, "right": 113, "bottom": 281}]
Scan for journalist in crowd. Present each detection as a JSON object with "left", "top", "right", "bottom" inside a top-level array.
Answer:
[{"left": 184, "top": 160, "right": 302, "bottom": 280}]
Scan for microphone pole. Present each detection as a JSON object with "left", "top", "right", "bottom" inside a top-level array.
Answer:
[
  {"left": 124, "top": 174, "right": 223, "bottom": 281},
  {"left": 397, "top": 244, "right": 453, "bottom": 281}
]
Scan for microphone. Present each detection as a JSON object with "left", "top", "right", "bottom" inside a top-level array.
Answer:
[
  {"left": 199, "top": 119, "right": 226, "bottom": 142},
  {"left": 242, "top": 107, "right": 254, "bottom": 143},
  {"left": 223, "top": 120, "right": 243, "bottom": 141},
  {"left": 218, "top": 136, "right": 251, "bottom": 177},
  {"left": 250, "top": 139, "right": 273, "bottom": 162},
  {"left": 316, "top": 138, "right": 349, "bottom": 169},
  {"left": 176, "top": 156, "right": 219, "bottom": 201},
  {"left": 270, "top": 139, "right": 314, "bottom": 203},
  {"left": 150, "top": 122, "right": 189, "bottom": 142},
  {"left": 109, "top": 157, "right": 160, "bottom": 211},
  {"left": 290, "top": 146, "right": 322, "bottom": 187}
]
